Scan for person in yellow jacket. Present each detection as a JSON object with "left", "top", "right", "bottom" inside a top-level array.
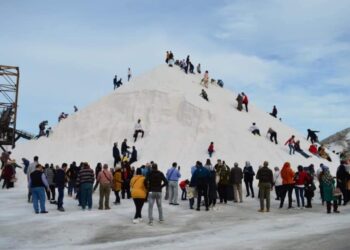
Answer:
[
  {"left": 130, "top": 168, "right": 147, "bottom": 223},
  {"left": 113, "top": 167, "right": 123, "bottom": 204}
]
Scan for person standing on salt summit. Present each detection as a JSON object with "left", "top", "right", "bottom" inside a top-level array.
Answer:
[
  {"left": 128, "top": 67, "right": 132, "bottom": 81},
  {"left": 166, "top": 162, "right": 181, "bottom": 205}
]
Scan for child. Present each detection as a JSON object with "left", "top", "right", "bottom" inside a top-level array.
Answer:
[{"left": 179, "top": 179, "right": 189, "bottom": 200}]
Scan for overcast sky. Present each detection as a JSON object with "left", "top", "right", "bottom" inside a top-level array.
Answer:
[{"left": 1, "top": 0, "right": 349, "bottom": 139}]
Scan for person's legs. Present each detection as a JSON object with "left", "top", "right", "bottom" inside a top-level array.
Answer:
[
  {"left": 203, "top": 185, "right": 209, "bottom": 209},
  {"left": 197, "top": 185, "right": 202, "bottom": 210},
  {"left": 223, "top": 185, "right": 228, "bottom": 203},
  {"left": 300, "top": 187, "right": 305, "bottom": 207},
  {"left": 238, "top": 183, "right": 243, "bottom": 202},
  {"left": 99, "top": 184, "right": 104, "bottom": 209},
  {"left": 280, "top": 185, "right": 287, "bottom": 208},
  {"left": 57, "top": 186, "right": 64, "bottom": 208},
  {"left": 87, "top": 183, "right": 93, "bottom": 209},
  {"left": 295, "top": 187, "right": 300, "bottom": 207},
  {"left": 326, "top": 201, "right": 331, "bottom": 213},
  {"left": 105, "top": 185, "right": 111, "bottom": 208},
  {"left": 168, "top": 181, "right": 174, "bottom": 204},
  {"left": 38, "top": 187, "right": 47, "bottom": 212},
  {"left": 259, "top": 186, "right": 265, "bottom": 210},
  {"left": 148, "top": 193, "right": 155, "bottom": 223},
  {"left": 249, "top": 181, "right": 255, "bottom": 197},
  {"left": 266, "top": 185, "right": 271, "bottom": 211},
  {"left": 155, "top": 192, "right": 163, "bottom": 221},
  {"left": 233, "top": 184, "right": 238, "bottom": 202},
  {"left": 80, "top": 183, "right": 87, "bottom": 209},
  {"left": 245, "top": 181, "right": 250, "bottom": 196},
  {"left": 31, "top": 187, "right": 39, "bottom": 213},
  {"left": 172, "top": 181, "right": 178, "bottom": 204},
  {"left": 50, "top": 185, "right": 56, "bottom": 201},
  {"left": 287, "top": 185, "right": 293, "bottom": 208}
]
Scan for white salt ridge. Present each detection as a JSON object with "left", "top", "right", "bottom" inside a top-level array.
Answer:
[{"left": 12, "top": 64, "right": 339, "bottom": 176}]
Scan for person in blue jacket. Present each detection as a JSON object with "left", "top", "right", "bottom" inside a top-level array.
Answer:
[{"left": 191, "top": 161, "right": 210, "bottom": 211}]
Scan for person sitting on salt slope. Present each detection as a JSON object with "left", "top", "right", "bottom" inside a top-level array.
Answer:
[
  {"left": 309, "top": 144, "right": 318, "bottom": 155},
  {"left": 249, "top": 123, "right": 261, "bottom": 136},
  {"left": 285, "top": 135, "right": 296, "bottom": 155},
  {"left": 266, "top": 128, "right": 278, "bottom": 144},
  {"left": 200, "top": 89, "right": 209, "bottom": 101},
  {"left": 318, "top": 145, "right": 332, "bottom": 162},
  {"left": 208, "top": 142, "right": 214, "bottom": 157},
  {"left": 197, "top": 63, "right": 201, "bottom": 74},
  {"left": 294, "top": 140, "right": 311, "bottom": 158},
  {"left": 133, "top": 119, "right": 145, "bottom": 142},
  {"left": 217, "top": 79, "right": 224, "bottom": 88},
  {"left": 270, "top": 105, "right": 278, "bottom": 118},
  {"left": 200, "top": 70, "right": 209, "bottom": 88},
  {"left": 236, "top": 93, "right": 243, "bottom": 111}
]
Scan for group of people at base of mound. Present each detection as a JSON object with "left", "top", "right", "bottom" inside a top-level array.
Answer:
[
  {"left": 1, "top": 150, "right": 350, "bottom": 225},
  {"left": 113, "top": 68, "right": 132, "bottom": 90}
]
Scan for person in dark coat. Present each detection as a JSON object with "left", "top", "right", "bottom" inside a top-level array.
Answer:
[
  {"left": 243, "top": 161, "right": 255, "bottom": 198},
  {"left": 121, "top": 139, "right": 130, "bottom": 157},
  {"left": 191, "top": 162, "right": 210, "bottom": 211},
  {"left": 55, "top": 163, "right": 67, "bottom": 211},
  {"left": 129, "top": 146, "right": 138, "bottom": 165},
  {"left": 200, "top": 89, "right": 209, "bottom": 102},
  {"left": 304, "top": 173, "right": 316, "bottom": 208},
  {"left": 256, "top": 161, "right": 273, "bottom": 212},
  {"left": 270, "top": 105, "right": 278, "bottom": 118},
  {"left": 93, "top": 163, "right": 102, "bottom": 191},
  {"left": 307, "top": 129, "right": 319, "bottom": 144},
  {"left": 236, "top": 94, "right": 243, "bottom": 111},
  {"left": 208, "top": 167, "right": 217, "bottom": 209},
  {"left": 336, "top": 161, "right": 350, "bottom": 205},
  {"left": 113, "top": 143, "right": 121, "bottom": 167},
  {"left": 267, "top": 128, "right": 278, "bottom": 144},
  {"left": 66, "top": 162, "right": 78, "bottom": 197},
  {"left": 231, "top": 163, "right": 243, "bottom": 203}
]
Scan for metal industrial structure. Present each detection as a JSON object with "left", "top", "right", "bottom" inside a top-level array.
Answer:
[{"left": 0, "top": 65, "right": 33, "bottom": 152}]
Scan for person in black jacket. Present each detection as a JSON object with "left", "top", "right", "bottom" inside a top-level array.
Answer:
[
  {"left": 113, "top": 143, "right": 121, "bottom": 167},
  {"left": 256, "top": 161, "right": 273, "bottom": 212},
  {"left": 336, "top": 161, "right": 350, "bottom": 205},
  {"left": 191, "top": 162, "right": 210, "bottom": 211},
  {"left": 243, "top": 161, "right": 255, "bottom": 198},
  {"left": 129, "top": 146, "right": 138, "bottom": 165},
  {"left": 29, "top": 164, "right": 49, "bottom": 214},
  {"left": 93, "top": 163, "right": 102, "bottom": 191},
  {"left": 121, "top": 139, "right": 131, "bottom": 157},
  {"left": 307, "top": 129, "right": 319, "bottom": 144},
  {"left": 55, "top": 163, "right": 67, "bottom": 212},
  {"left": 145, "top": 164, "right": 168, "bottom": 225},
  {"left": 66, "top": 162, "right": 78, "bottom": 197}
]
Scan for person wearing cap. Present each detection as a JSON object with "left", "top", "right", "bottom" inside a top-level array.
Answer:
[
  {"left": 97, "top": 164, "right": 113, "bottom": 210},
  {"left": 231, "top": 162, "right": 243, "bottom": 203},
  {"left": 29, "top": 164, "right": 49, "bottom": 214},
  {"left": 256, "top": 161, "right": 273, "bottom": 212}
]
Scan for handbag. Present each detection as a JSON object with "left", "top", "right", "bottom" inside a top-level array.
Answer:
[{"left": 333, "top": 187, "right": 342, "bottom": 197}]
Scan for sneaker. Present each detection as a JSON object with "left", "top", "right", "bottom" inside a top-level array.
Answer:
[
  {"left": 148, "top": 221, "right": 153, "bottom": 226},
  {"left": 159, "top": 219, "right": 164, "bottom": 223},
  {"left": 132, "top": 219, "right": 139, "bottom": 224},
  {"left": 58, "top": 207, "right": 65, "bottom": 212},
  {"left": 138, "top": 218, "right": 143, "bottom": 222},
  {"left": 98, "top": 207, "right": 103, "bottom": 210},
  {"left": 258, "top": 209, "right": 264, "bottom": 212},
  {"left": 334, "top": 210, "right": 340, "bottom": 213},
  {"left": 40, "top": 211, "right": 48, "bottom": 214},
  {"left": 196, "top": 208, "right": 200, "bottom": 211},
  {"left": 105, "top": 207, "right": 111, "bottom": 210},
  {"left": 205, "top": 207, "right": 209, "bottom": 211},
  {"left": 35, "top": 211, "right": 39, "bottom": 214},
  {"left": 173, "top": 203, "right": 179, "bottom": 205}
]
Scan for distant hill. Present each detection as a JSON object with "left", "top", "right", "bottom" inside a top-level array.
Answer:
[{"left": 321, "top": 127, "right": 350, "bottom": 161}]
